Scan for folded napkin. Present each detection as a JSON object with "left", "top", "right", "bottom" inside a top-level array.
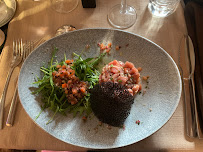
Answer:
[{"left": 185, "top": 0, "right": 203, "bottom": 130}]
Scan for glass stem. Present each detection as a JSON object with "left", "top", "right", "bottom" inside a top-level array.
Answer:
[{"left": 120, "top": 0, "right": 127, "bottom": 14}]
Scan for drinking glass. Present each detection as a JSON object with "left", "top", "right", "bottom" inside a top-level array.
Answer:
[
  {"left": 50, "top": 0, "right": 78, "bottom": 36},
  {"left": 107, "top": 0, "right": 137, "bottom": 29},
  {"left": 50, "top": 0, "right": 79, "bottom": 13},
  {"left": 148, "top": 0, "right": 180, "bottom": 17}
]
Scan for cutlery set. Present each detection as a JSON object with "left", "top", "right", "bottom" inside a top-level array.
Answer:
[
  {"left": 0, "top": 40, "right": 34, "bottom": 129},
  {"left": 6, "top": 42, "right": 34, "bottom": 126},
  {"left": 179, "top": 35, "right": 203, "bottom": 139}
]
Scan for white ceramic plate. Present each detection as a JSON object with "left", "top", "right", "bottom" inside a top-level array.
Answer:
[
  {"left": 18, "top": 28, "right": 182, "bottom": 149},
  {"left": 0, "top": 0, "right": 16, "bottom": 27}
]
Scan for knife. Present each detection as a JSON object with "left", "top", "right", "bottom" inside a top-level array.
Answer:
[
  {"left": 187, "top": 36, "right": 203, "bottom": 139},
  {"left": 179, "top": 35, "right": 203, "bottom": 138}
]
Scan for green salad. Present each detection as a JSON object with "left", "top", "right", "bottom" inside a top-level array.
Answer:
[{"left": 32, "top": 48, "right": 106, "bottom": 124}]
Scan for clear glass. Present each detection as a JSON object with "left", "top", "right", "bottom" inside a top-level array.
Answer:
[
  {"left": 50, "top": 0, "right": 79, "bottom": 13},
  {"left": 107, "top": 0, "right": 137, "bottom": 29},
  {"left": 148, "top": 0, "right": 180, "bottom": 17},
  {"left": 55, "top": 25, "right": 76, "bottom": 36}
]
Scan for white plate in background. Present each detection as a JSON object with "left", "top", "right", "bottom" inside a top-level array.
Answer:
[{"left": 0, "top": 0, "right": 16, "bottom": 27}]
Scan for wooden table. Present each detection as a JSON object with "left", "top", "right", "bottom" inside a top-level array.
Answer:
[{"left": 0, "top": 0, "right": 203, "bottom": 151}]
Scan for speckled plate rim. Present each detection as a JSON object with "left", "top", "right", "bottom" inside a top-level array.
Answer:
[
  {"left": 18, "top": 28, "right": 182, "bottom": 149},
  {"left": 0, "top": 0, "right": 16, "bottom": 27}
]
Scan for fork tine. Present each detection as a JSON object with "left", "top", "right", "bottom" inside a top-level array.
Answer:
[
  {"left": 15, "top": 40, "right": 18, "bottom": 56},
  {"left": 30, "top": 41, "right": 34, "bottom": 54},
  {"left": 20, "top": 39, "right": 23, "bottom": 56},
  {"left": 22, "top": 41, "right": 26, "bottom": 61},
  {"left": 25, "top": 41, "right": 29, "bottom": 60},
  {"left": 16, "top": 40, "right": 18, "bottom": 56},
  {"left": 18, "top": 40, "right": 20, "bottom": 56},
  {"left": 13, "top": 41, "right": 15, "bottom": 56},
  {"left": 22, "top": 41, "right": 32, "bottom": 61}
]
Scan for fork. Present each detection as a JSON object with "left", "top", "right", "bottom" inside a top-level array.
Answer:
[
  {"left": 0, "top": 40, "right": 23, "bottom": 129},
  {"left": 6, "top": 41, "right": 34, "bottom": 127}
]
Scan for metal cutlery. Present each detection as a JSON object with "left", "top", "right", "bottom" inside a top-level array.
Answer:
[
  {"left": 179, "top": 35, "right": 203, "bottom": 138},
  {"left": 6, "top": 41, "right": 34, "bottom": 127},
  {"left": 0, "top": 40, "right": 23, "bottom": 129},
  {"left": 185, "top": 36, "right": 203, "bottom": 139},
  {"left": 5, "top": 35, "right": 67, "bottom": 127}
]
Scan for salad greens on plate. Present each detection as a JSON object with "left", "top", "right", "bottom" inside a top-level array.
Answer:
[{"left": 32, "top": 48, "right": 106, "bottom": 124}]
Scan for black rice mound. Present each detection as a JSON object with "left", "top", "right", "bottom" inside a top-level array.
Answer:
[{"left": 90, "top": 82, "right": 134, "bottom": 127}]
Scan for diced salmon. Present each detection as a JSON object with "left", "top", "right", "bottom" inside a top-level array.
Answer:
[
  {"left": 128, "top": 89, "right": 133, "bottom": 96},
  {"left": 117, "top": 76, "right": 128, "bottom": 85},
  {"left": 124, "top": 61, "right": 134, "bottom": 69},
  {"left": 109, "top": 60, "right": 119, "bottom": 66},
  {"left": 124, "top": 68, "right": 129, "bottom": 74},
  {"left": 118, "top": 61, "right": 124, "bottom": 66},
  {"left": 137, "top": 67, "right": 142, "bottom": 72},
  {"left": 130, "top": 67, "right": 138, "bottom": 74},
  {"left": 132, "top": 73, "right": 140, "bottom": 80},
  {"left": 110, "top": 66, "right": 120, "bottom": 74},
  {"left": 99, "top": 60, "right": 142, "bottom": 96},
  {"left": 138, "top": 84, "right": 142, "bottom": 91},
  {"left": 132, "top": 85, "right": 140, "bottom": 94}
]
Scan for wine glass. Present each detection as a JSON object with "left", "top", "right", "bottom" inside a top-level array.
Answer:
[
  {"left": 107, "top": 0, "right": 137, "bottom": 29},
  {"left": 50, "top": 0, "right": 79, "bottom": 13}
]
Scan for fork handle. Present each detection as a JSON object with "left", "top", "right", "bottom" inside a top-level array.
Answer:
[
  {"left": 6, "top": 84, "right": 18, "bottom": 127},
  {"left": 0, "top": 67, "right": 15, "bottom": 129}
]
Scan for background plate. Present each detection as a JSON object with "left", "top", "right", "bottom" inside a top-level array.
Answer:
[
  {"left": 18, "top": 28, "right": 182, "bottom": 149},
  {"left": 0, "top": 0, "right": 16, "bottom": 27}
]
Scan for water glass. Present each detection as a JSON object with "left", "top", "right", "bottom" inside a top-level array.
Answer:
[
  {"left": 50, "top": 0, "right": 79, "bottom": 13},
  {"left": 148, "top": 0, "right": 180, "bottom": 17}
]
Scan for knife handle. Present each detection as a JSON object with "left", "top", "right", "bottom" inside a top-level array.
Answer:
[
  {"left": 190, "top": 74, "right": 203, "bottom": 139},
  {"left": 183, "top": 77, "right": 197, "bottom": 137}
]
